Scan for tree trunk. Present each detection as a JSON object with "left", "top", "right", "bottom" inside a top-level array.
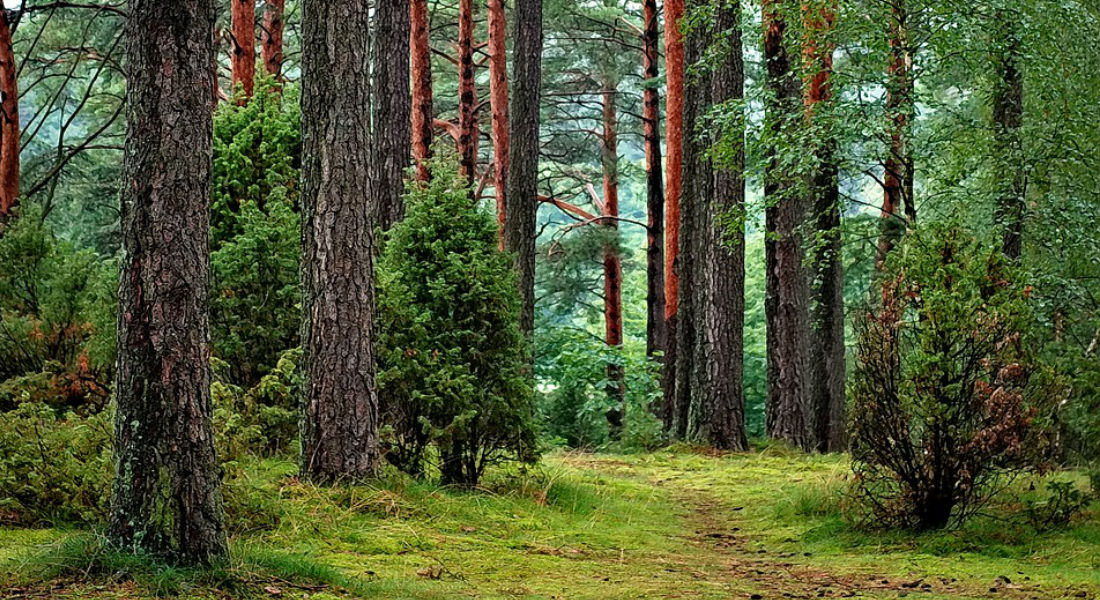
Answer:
[
  {"left": 372, "top": 0, "right": 412, "bottom": 229},
  {"left": 0, "top": 10, "right": 18, "bottom": 221},
  {"left": 642, "top": 0, "right": 665, "bottom": 362},
  {"left": 992, "top": 11, "right": 1024, "bottom": 262},
  {"left": 300, "top": 0, "right": 380, "bottom": 482},
  {"left": 601, "top": 76, "right": 625, "bottom": 437},
  {"left": 109, "top": 0, "right": 226, "bottom": 564},
  {"left": 803, "top": 0, "right": 846, "bottom": 453},
  {"left": 504, "top": 0, "right": 542, "bottom": 338},
  {"left": 703, "top": 0, "right": 748, "bottom": 452},
  {"left": 262, "top": 0, "right": 285, "bottom": 78},
  {"left": 410, "top": 0, "right": 434, "bottom": 182},
  {"left": 457, "top": 0, "right": 478, "bottom": 185},
  {"left": 876, "top": 0, "right": 913, "bottom": 270},
  {"left": 763, "top": 0, "right": 811, "bottom": 451},
  {"left": 662, "top": 0, "right": 685, "bottom": 433},
  {"left": 488, "top": 0, "right": 509, "bottom": 247},
  {"left": 231, "top": 0, "right": 256, "bottom": 99}
]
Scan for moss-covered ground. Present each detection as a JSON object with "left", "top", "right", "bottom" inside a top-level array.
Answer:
[{"left": 2, "top": 449, "right": 1097, "bottom": 599}]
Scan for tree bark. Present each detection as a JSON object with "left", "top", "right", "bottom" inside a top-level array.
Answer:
[
  {"left": 642, "top": 0, "right": 665, "bottom": 361},
  {"left": 504, "top": 0, "right": 542, "bottom": 338},
  {"left": 300, "top": 0, "right": 380, "bottom": 482},
  {"left": 231, "top": 0, "right": 256, "bottom": 99},
  {"left": 763, "top": 0, "right": 811, "bottom": 451},
  {"left": 875, "top": 0, "right": 913, "bottom": 270},
  {"left": 109, "top": 0, "right": 226, "bottom": 564},
  {"left": 0, "top": 10, "right": 19, "bottom": 220},
  {"left": 992, "top": 11, "right": 1024, "bottom": 262},
  {"left": 601, "top": 76, "right": 625, "bottom": 437},
  {"left": 661, "top": 0, "right": 685, "bottom": 432},
  {"left": 703, "top": 0, "right": 748, "bottom": 451},
  {"left": 372, "top": 0, "right": 412, "bottom": 229},
  {"left": 457, "top": 0, "right": 478, "bottom": 185},
  {"left": 488, "top": 0, "right": 509, "bottom": 247},
  {"left": 262, "top": 0, "right": 285, "bottom": 78},
  {"left": 803, "top": 0, "right": 846, "bottom": 453},
  {"left": 410, "top": 0, "right": 433, "bottom": 182}
]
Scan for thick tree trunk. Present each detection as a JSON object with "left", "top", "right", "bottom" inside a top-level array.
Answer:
[
  {"left": 876, "top": 0, "right": 913, "bottom": 270},
  {"left": 300, "top": 0, "right": 380, "bottom": 482},
  {"left": 803, "top": 0, "right": 846, "bottom": 453},
  {"left": 0, "top": 10, "right": 19, "bottom": 220},
  {"left": 642, "top": 0, "right": 665, "bottom": 361},
  {"left": 763, "top": 0, "right": 811, "bottom": 451},
  {"left": 702, "top": 0, "right": 748, "bottom": 452},
  {"left": 372, "top": 0, "right": 412, "bottom": 229},
  {"left": 109, "top": 0, "right": 226, "bottom": 564},
  {"left": 662, "top": 0, "right": 685, "bottom": 433},
  {"left": 457, "top": 0, "right": 478, "bottom": 185},
  {"left": 601, "top": 77, "right": 626, "bottom": 437},
  {"left": 410, "top": 0, "right": 434, "bottom": 182},
  {"left": 231, "top": 0, "right": 256, "bottom": 99},
  {"left": 488, "top": 0, "right": 509, "bottom": 246},
  {"left": 504, "top": 0, "right": 542, "bottom": 338},
  {"left": 262, "top": 0, "right": 285, "bottom": 78},
  {"left": 992, "top": 12, "right": 1024, "bottom": 262}
]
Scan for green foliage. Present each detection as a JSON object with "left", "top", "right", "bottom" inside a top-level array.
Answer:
[
  {"left": 377, "top": 162, "right": 538, "bottom": 486},
  {"left": 210, "top": 80, "right": 302, "bottom": 385},
  {"left": 850, "top": 222, "right": 1061, "bottom": 530},
  {"left": 0, "top": 207, "right": 116, "bottom": 412},
  {"left": 0, "top": 403, "right": 113, "bottom": 525},
  {"left": 211, "top": 350, "right": 302, "bottom": 461},
  {"left": 1023, "top": 479, "right": 1092, "bottom": 531}
]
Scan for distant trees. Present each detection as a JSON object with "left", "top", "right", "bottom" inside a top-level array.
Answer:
[
  {"left": 110, "top": 0, "right": 225, "bottom": 563},
  {"left": 262, "top": 0, "right": 286, "bottom": 78},
  {"left": 299, "top": 0, "right": 380, "bottom": 481},
  {"left": 0, "top": 9, "right": 19, "bottom": 221}
]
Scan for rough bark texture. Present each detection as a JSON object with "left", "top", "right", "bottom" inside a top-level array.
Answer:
[
  {"left": 410, "top": 0, "right": 433, "bottom": 182},
  {"left": 876, "top": 0, "right": 913, "bottom": 270},
  {"left": 109, "top": 0, "right": 226, "bottom": 564},
  {"left": 661, "top": 0, "right": 685, "bottom": 432},
  {"left": 300, "top": 0, "right": 380, "bottom": 482},
  {"left": 372, "top": 0, "right": 412, "bottom": 229},
  {"left": 675, "top": 11, "right": 709, "bottom": 441},
  {"left": 992, "top": 12, "right": 1024, "bottom": 262},
  {"left": 763, "top": 0, "right": 811, "bottom": 451},
  {"left": 702, "top": 0, "right": 748, "bottom": 451},
  {"left": 262, "top": 0, "right": 285, "bottom": 78},
  {"left": 803, "top": 0, "right": 846, "bottom": 453},
  {"left": 601, "top": 77, "right": 625, "bottom": 437},
  {"left": 457, "top": 0, "right": 478, "bottom": 185},
  {"left": 231, "top": 0, "right": 256, "bottom": 99},
  {"left": 0, "top": 10, "right": 18, "bottom": 220},
  {"left": 488, "top": 0, "right": 509, "bottom": 246},
  {"left": 642, "top": 0, "right": 665, "bottom": 361},
  {"left": 504, "top": 0, "right": 542, "bottom": 338}
]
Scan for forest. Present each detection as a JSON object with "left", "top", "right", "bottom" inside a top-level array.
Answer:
[{"left": 0, "top": 0, "right": 1097, "bottom": 597}]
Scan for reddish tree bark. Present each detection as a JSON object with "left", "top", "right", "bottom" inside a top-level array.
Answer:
[
  {"left": 643, "top": 0, "right": 665, "bottom": 360},
  {"left": 457, "top": 0, "right": 478, "bottom": 184},
  {"left": 0, "top": 10, "right": 19, "bottom": 219},
  {"left": 662, "top": 0, "right": 685, "bottom": 430},
  {"left": 802, "top": 0, "right": 847, "bottom": 452},
  {"left": 261, "top": 0, "right": 285, "bottom": 78},
  {"left": 601, "top": 77, "right": 625, "bottom": 437},
  {"left": 231, "top": 0, "right": 256, "bottom": 99},
  {"left": 488, "top": 0, "right": 509, "bottom": 247},
  {"left": 876, "top": 0, "right": 913, "bottom": 270},
  {"left": 410, "top": 0, "right": 434, "bottom": 182}
]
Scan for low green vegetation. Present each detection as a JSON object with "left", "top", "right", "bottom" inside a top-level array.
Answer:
[{"left": 2, "top": 451, "right": 1096, "bottom": 599}]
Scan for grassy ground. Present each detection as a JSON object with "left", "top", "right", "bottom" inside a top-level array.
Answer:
[{"left": 1, "top": 449, "right": 1097, "bottom": 599}]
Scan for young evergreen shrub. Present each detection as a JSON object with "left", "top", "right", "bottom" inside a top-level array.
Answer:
[
  {"left": 210, "top": 79, "right": 301, "bottom": 385},
  {"left": 377, "top": 164, "right": 538, "bottom": 486},
  {"left": 850, "top": 223, "right": 1060, "bottom": 530}
]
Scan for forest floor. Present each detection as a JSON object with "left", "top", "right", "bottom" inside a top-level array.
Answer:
[{"left": 1, "top": 449, "right": 1097, "bottom": 599}]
